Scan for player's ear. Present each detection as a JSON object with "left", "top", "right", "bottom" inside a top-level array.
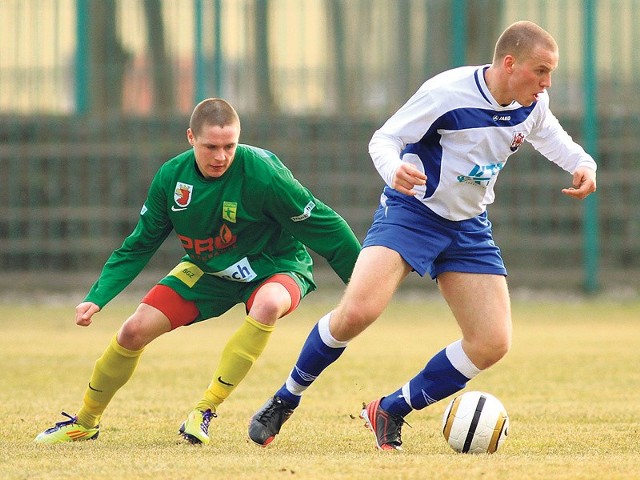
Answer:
[
  {"left": 186, "top": 128, "right": 195, "bottom": 146},
  {"left": 503, "top": 55, "right": 516, "bottom": 73}
]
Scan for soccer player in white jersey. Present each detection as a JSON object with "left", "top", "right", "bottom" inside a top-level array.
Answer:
[{"left": 248, "top": 21, "right": 597, "bottom": 450}]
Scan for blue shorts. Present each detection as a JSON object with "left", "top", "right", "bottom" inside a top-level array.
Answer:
[{"left": 362, "top": 195, "right": 507, "bottom": 279}]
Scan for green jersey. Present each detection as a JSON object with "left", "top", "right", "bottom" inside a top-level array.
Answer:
[{"left": 85, "top": 145, "right": 361, "bottom": 308}]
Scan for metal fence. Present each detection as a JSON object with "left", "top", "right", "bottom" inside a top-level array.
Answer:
[{"left": 1, "top": 0, "right": 638, "bottom": 293}]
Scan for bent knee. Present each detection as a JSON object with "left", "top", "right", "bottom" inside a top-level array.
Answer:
[
  {"left": 330, "top": 303, "right": 379, "bottom": 340},
  {"left": 466, "top": 335, "right": 511, "bottom": 370},
  {"left": 118, "top": 305, "right": 169, "bottom": 350},
  {"left": 486, "top": 337, "right": 511, "bottom": 365},
  {"left": 118, "top": 317, "right": 147, "bottom": 350},
  {"left": 248, "top": 283, "right": 294, "bottom": 324},
  {"left": 248, "top": 297, "right": 291, "bottom": 325}
]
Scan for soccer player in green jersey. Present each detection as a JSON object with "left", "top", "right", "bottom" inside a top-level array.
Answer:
[{"left": 35, "top": 98, "right": 361, "bottom": 445}]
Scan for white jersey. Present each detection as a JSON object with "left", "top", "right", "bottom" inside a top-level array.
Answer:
[{"left": 369, "top": 65, "right": 597, "bottom": 221}]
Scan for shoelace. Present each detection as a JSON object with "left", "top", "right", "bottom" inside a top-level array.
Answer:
[
  {"left": 362, "top": 402, "right": 411, "bottom": 446},
  {"left": 45, "top": 412, "right": 77, "bottom": 433},
  {"left": 257, "top": 398, "right": 291, "bottom": 425},
  {"left": 389, "top": 414, "right": 411, "bottom": 446},
  {"left": 201, "top": 410, "right": 217, "bottom": 431}
]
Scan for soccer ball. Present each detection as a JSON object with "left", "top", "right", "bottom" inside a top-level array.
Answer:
[{"left": 442, "top": 391, "right": 509, "bottom": 454}]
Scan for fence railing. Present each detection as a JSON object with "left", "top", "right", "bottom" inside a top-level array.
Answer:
[{"left": 1, "top": 0, "right": 639, "bottom": 293}]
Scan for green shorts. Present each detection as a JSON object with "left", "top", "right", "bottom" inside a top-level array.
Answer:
[{"left": 156, "top": 260, "right": 314, "bottom": 323}]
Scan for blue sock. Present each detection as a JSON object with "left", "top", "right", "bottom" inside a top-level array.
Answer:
[
  {"left": 380, "top": 342, "right": 479, "bottom": 417},
  {"left": 276, "top": 312, "right": 348, "bottom": 407}
]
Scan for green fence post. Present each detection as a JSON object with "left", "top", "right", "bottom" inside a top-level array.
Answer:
[
  {"left": 75, "top": 0, "right": 89, "bottom": 113},
  {"left": 451, "top": 0, "right": 467, "bottom": 67},
  {"left": 194, "top": 0, "right": 205, "bottom": 103},
  {"left": 213, "top": 0, "right": 223, "bottom": 97},
  {"left": 582, "top": 0, "right": 600, "bottom": 293}
]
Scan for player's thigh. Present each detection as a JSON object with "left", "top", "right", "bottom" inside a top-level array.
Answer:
[
  {"left": 437, "top": 272, "right": 512, "bottom": 362},
  {"left": 332, "top": 246, "right": 411, "bottom": 337}
]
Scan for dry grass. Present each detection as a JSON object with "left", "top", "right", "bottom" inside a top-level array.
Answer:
[{"left": 1, "top": 296, "right": 639, "bottom": 479}]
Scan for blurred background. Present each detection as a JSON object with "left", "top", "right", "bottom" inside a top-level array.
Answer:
[{"left": 0, "top": 0, "right": 638, "bottom": 297}]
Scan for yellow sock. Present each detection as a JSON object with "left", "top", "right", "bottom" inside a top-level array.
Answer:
[
  {"left": 196, "top": 316, "right": 274, "bottom": 412},
  {"left": 76, "top": 334, "right": 144, "bottom": 428}
]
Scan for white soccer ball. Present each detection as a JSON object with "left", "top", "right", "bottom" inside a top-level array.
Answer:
[{"left": 442, "top": 391, "right": 509, "bottom": 454}]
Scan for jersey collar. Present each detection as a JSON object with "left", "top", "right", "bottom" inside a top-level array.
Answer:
[{"left": 474, "top": 65, "right": 523, "bottom": 110}]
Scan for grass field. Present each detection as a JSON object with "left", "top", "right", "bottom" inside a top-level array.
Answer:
[{"left": 1, "top": 296, "right": 639, "bottom": 479}]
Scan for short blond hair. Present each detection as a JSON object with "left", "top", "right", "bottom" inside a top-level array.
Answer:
[
  {"left": 189, "top": 98, "right": 240, "bottom": 137},
  {"left": 493, "top": 21, "right": 558, "bottom": 64}
]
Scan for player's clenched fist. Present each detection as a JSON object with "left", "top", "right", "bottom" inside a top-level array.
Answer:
[
  {"left": 392, "top": 163, "right": 427, "bottom": 197},
  {"left": 561, "top": 166, "right": 597, "bottom": 200},
  {"left": 75, "top": 301, "right": 101, "bottom": 326}
]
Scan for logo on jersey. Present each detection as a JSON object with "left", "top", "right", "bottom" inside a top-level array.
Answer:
[
  {"left": 210, "top": 257, "right": 257, "bottom": 282},
  {"left": 174, "top": 182, "right": 193, "bottom": 208},
  {"left": 457, "top": 162, "right": 505, "bottom": 187},
  {"left": 222, "top": 201, "right": 237, "bottom": 223},
  {"left": 177, "top": 223, "right": 237, "bottom": 260},
  {"left": 510, "top": 132, "right": 526, "bottom": 152},
  {"left": 215, "top": 224, "right": 236, "bottom": 249},
  {"left": 291, "top": 201, "right": 316, "bottom": 222}
]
